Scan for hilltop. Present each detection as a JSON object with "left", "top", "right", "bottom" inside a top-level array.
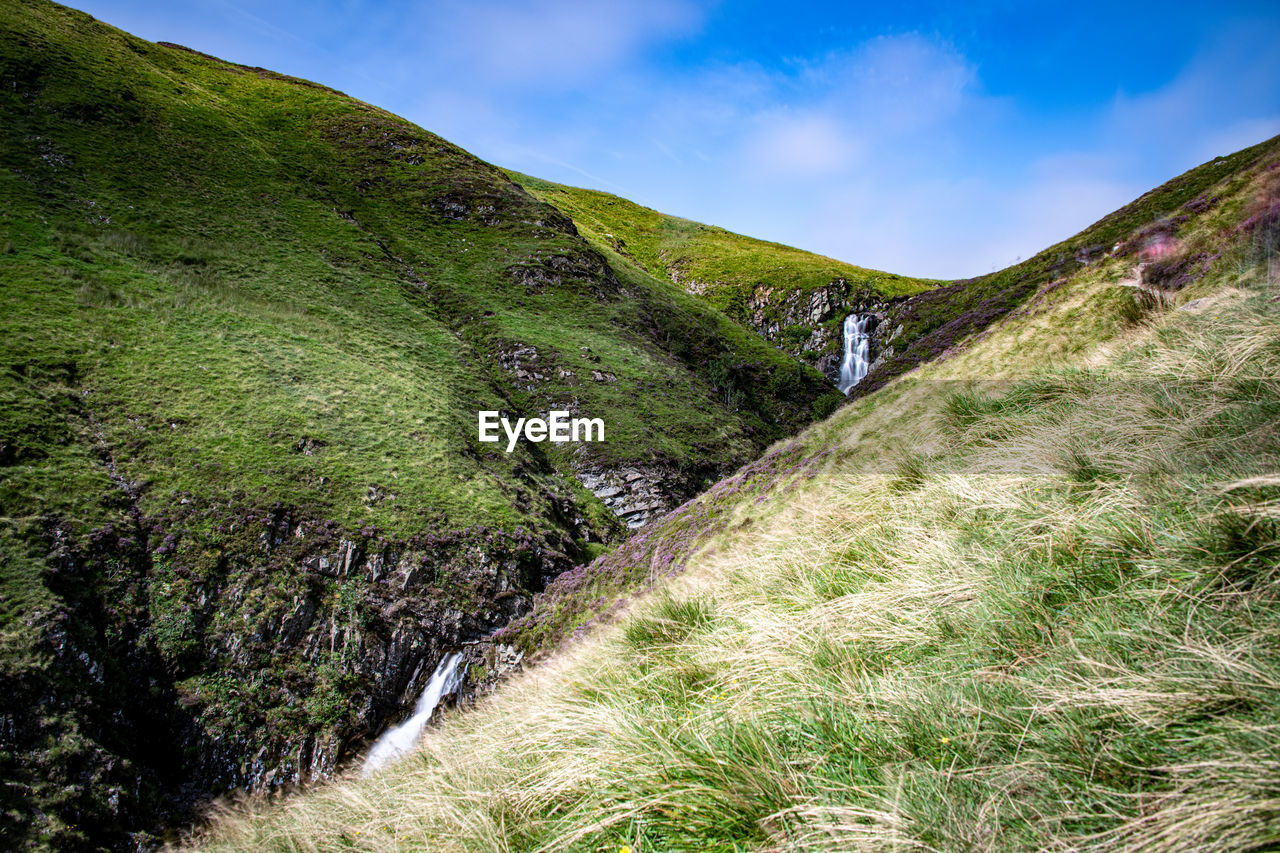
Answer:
[
  {"left": 510, "top": 173, "right": 935, "bottom": 378},
  {"left": 519, "top": 143, "right": 1274, "bottom": 398}
]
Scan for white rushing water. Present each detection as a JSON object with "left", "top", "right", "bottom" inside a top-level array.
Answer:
[
  {"left": 837, "top": 313, "right": 872, "bottom": 394},
  {"left": 362, "top": 651, "right": 465, "bottom": 775}
]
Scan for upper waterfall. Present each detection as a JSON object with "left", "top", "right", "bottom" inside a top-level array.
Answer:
[{"left": 837, "top": 313, "right": 872, "bottom": 394}]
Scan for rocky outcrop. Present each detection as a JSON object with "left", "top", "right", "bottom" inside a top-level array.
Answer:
[
  {"left": 171, "top": 513, "right": 571, "bottom": 793},
  {"left": 497, "top": 344, "right": 549, "bottom": 390},
  {"left": 506, "top": 250, "right": 624, "bottom": 298},
  {"left": 748, "top": 279, "right": 852, "bottom": 334},
  {"left": 453, "top": 641, "right": 526, "bottom": 705},
  {"left": 867, "top": 318, "right": 905, "bottom": 377},
  {"left": 742, "top": 278, "right": 903, "bottom": 386},
  {"left": 574, "top": 462, "right": 711, "bottom": 529},
  {"left": 575, "top": 466, "right": 674, "bottom": 529}
]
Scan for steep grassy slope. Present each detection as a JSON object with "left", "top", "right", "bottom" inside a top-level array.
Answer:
[
  {"left": 196, "top": 144, "right": 1280, "bottom": 850},
  {"left": 491, "top": 134, "right": 1280, "bottom": 658},
  {"left": 0, "top": 2, "right": 835, "bottom": 539},
  {"left": 0, "top": 1, "right": 852, "bottom": 848}
]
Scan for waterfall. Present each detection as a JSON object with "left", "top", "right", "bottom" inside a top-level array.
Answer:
[
  {"left": 837, "top": 313, "right": 872, "bottom": 394},
  {"left": 362, "top": 651, "right": 465, "bottom": 775}
]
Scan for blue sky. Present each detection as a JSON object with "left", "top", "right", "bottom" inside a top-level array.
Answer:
[{"left": 70, "top": 0, "right": 1280, "bottom": 278}]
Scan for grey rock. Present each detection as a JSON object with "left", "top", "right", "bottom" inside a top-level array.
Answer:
[{"left": 573, "top": 461, "right": 716, "bottom": 529}]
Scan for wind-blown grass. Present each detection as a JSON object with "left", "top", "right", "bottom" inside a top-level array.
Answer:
[{"left": 191, "top": 247, "right": 1280, "bottom": 851}]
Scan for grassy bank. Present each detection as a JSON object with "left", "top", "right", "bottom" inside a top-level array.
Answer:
[{"left": 192, "top": 177, "right": 1280, "bottom": 852}]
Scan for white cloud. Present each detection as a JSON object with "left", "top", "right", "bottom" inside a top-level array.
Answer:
[
  {"left": 614, "top": 25, "right": 1279, "bottom": 278},
  {"left": 1103, "top": 19, "right": 1280, "bottom": 174},
  {"left": 1192, "top": 116, "right": 1280, "bottom": 163},
  {"left": 795, "top": 167, "right": 1139, "bottom": 280},
  {"left": 401, "top": 0, "right": 702, "bottom": 88},
  {"left": 805, "top": 35, "right": 977, "bottom": 135},
  {"left": 578, "top": 34, "right": 984, "bottom": 202},
  {"left": 743, "top": 112, "right": 862, "bottom": 177}
]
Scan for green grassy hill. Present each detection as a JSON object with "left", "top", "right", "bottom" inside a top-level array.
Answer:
[
  {"left": 512, "top": 147, "right": 1274, "bottom": 391},
  {"left": 509, "top": 172, "right": 935, "bottom": 315},
  {"left": 195, "top": 139, "right": 1280, "bottom": 851},
  {"left": 0, "top": 1, "right": 871, "bottom": 847},
  {"left": 851, "top": 135, "right": 1280, "bottom": 397}
]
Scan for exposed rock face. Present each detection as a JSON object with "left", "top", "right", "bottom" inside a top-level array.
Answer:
[
  {"left": 179, "top": 515, "right": 572, "bottom": 792},
  {"left": 0, "top": 505, "right": 581, "bottom": 845},
  {"left": 868, "top": 319, "right": 905, "bottom": 377},
  {"left": 575, "top": 463, "right": 710, "bottom": 529},
  {"left": 506, "top": 250, "right": 624, "bottom": 298},
  {"left": 748, "top": 279, "right": 850, "bottom": 334},
  {"left": 743, "top": 279, "right": 902, "bottom": 387},
  {"left": 454, "top": 641, "right": 526, "bottom": 705},
  {"left": 497, "top": 344, "right": 548, "bottom": 390}
]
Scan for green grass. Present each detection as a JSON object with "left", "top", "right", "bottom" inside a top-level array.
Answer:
[
  {"left": 449, "top": 142, "right": 1280, "bottom": 661},
  {"left": 855, "top": 134, "right": 1280, "bottom": 395},
  {"left": 0, "top": 0, "right": 847, "bottom": 649},
  {"left": 199, "top": 278, "right": 1280, "bottom": 853},
  {"left": 513, "top": 141, "right": 1280, "bottom": 394},
  {"left": 4, "top": 1, "right": 1279, "bottom": 849}
]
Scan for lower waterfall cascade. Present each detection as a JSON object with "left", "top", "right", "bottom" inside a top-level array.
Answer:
[{"left": 362, "top": 652, "right": 466, "bottom": 775}]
